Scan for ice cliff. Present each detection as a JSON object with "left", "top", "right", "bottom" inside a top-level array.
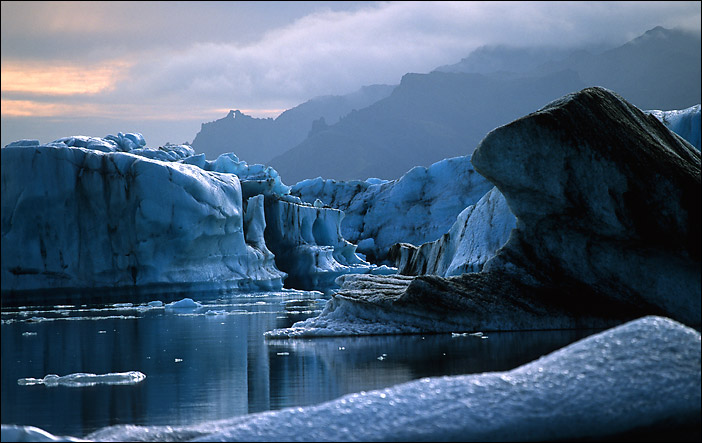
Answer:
[
  {"left": 389, "top": 186, "right": 516, "bottom": 277},
  {"left": 1, "top": 134, "right": 384, "bottom": 295},
  {"left": 271, "top": 87, "right": 701, "bottom": 337},
  {"left": 292, "top": 156, "right": 494, "bottom": 262},
  {"left": 648, "top": 104, "right": 701, "bottom": 151}
]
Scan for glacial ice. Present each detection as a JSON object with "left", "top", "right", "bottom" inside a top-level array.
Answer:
[
  {"left": 648, "top": 104, "right": 701, "bottom": 150},
  {"left": 292, "top": 156, "right": 494, "bottom": 261},
  {"left": 1, "top": 133, "right": 384, "bottom": 295},
  {"left": 392, "top": 186, "right": 516, "bottom": 277},
  {"left": 5, "top": 316, "right": 698, "bottom": 442}
]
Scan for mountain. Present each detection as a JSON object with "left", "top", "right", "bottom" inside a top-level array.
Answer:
[
  {"left": 434, "top": 45, "right": 599, "bottom": 76},
  {"left": 269, "top": 69, "right": 585, "bottom": 183},
  {"left": 265, "top": 26, "right": 700, "bottom": 184},
  {"left": 190, "top": 84, "right": 395, "bottom": 163},
  {"left": 533, "top": 26, "right": 701, "bottom": 110}
]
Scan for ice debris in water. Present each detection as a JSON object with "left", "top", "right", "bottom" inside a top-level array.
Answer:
[
  {"left": 17, "top": 371, "right": 146, "bottom": 387},
  {"left": 165, "top": 298, "right": 202, "bottom": 310}
]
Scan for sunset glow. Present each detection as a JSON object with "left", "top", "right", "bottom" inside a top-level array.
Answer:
[{"left": 1, "top": 62, "right": 128, "bottom": 96}]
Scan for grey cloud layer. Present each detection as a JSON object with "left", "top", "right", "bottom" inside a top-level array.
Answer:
[{"left": 1, "top": 1, "right": 700, "bottom": 148}]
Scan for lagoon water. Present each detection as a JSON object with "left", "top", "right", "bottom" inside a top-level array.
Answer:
[{"left": 1, "top": 289, "right": 597, "bottom": 439}]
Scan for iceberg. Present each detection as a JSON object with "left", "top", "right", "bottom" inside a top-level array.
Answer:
[
  {"left": 292, "top": 156, "right": 494, "bottom": 262},
  {"left": 647, "top": 104, "right": 701, "bottom": 150},
  {"left": 1, "top": 139, "right": 284, "bottom": 293},
  {"left": 261, "top": 195, "right": 395, "bottom": 290},
  {"left": 4, "top": 316, "right": 698, "bottom": 441},
  {"left": 1, "top": 133, "right": 382, "bottom": 296},
  {"left": 272, "top": 87, "right": 701, "bottom": 337},
  {"left": 390, "top": 186, "right": 516, "bottom": 277}
]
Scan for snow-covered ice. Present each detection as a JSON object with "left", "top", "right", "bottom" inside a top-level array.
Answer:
[{"left": 4, "top": 316, "right": 698, "bottom": 441}]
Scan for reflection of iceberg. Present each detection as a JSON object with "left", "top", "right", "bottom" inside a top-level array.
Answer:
[
  {"left": 17, "top": 371, "right": 146, "bottom": 388},
  {"left": 0, "top": 425, "right": 85, "bottom": 442},
  {"left": 6, "top": 316, "right": 697, "bottom": 442}
]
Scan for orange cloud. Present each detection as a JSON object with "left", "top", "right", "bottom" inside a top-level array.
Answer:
[
  {"left": 1, "top": 61, "right": 129, "bottom": 96},
  {"left": 0, "top": 99, "right": 111, "bottom": 117}
]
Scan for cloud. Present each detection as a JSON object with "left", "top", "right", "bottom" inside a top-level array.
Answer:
[
  {"left": 1, "top": 1, "right": 700, "bottom": 148},
  {"left": 105, "top": 1, "right": 702, "bottom": 112}
]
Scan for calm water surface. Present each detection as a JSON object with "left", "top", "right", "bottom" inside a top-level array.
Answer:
[{"left": 1, "top": 289, "right": 599, "bottom": 438}]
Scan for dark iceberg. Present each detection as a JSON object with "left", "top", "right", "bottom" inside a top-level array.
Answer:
[{"left": 271, "top": 87, "right": 701, "bottom": 337}]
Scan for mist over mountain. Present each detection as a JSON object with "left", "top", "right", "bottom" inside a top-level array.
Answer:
[
  {"left": 269, "top": 69, "right": 585, "bottom": 183},
  {"left": 191, "top": 84, "right": 395, "bottom": 163},
  {"left": 193, "top": 26, "right": 700, "bottom": 184},
  {"left": 434, "top": 45, "right": 606, "bottom": 76},
  {"left": 532, "top": 26, "right": 701, "bottom": 110},
  {"left": 268, "top": 27, "right": 700, "bottom": 183},
  {"left": 437, "top": 27, "right": 700, "bottom": 111}
]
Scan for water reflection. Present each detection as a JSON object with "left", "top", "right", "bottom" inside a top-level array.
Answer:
[{"left": 1, "top": 290, "right": 598, "bottom": 438}]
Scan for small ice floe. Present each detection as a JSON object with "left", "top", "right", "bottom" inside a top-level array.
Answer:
[
  {"left": 147, "top": 300, "right": 164, "bottom": 307},
  {"left": 165, "top": 298, "right": 202, "bottom": 310},
  {"left": 22, "top": 332, "right": 37, "bottom": 337},
  {"left": 451, "top": 331, "right": 488, "bottom": 339},
  {"left": 377, "top": 353, "right": 388, "bottom": 361},
  {"left": 205, "top": 310, "right": 227, "bottom": 316},
  {"left": 17, "top": 371, "right": 146, "bottom": 387},
  {"left": 112, "top": 303, "right": 133, "bottom": 308},
  {"left": 276, "top": 352, "right": 290, "bottom": 356}
]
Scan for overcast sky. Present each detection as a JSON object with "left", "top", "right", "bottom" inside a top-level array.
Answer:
[{"left": 1, "top": 1, "right": 700, "bottom": 148}]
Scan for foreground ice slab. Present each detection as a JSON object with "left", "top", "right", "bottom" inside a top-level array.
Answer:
[{"left": 7, "top": 316, "right": 697, "bottom": 442}]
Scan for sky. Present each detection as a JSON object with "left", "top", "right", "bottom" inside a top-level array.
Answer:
[{"left": 1, "top": 1, "right": 700, "bottom": 149}]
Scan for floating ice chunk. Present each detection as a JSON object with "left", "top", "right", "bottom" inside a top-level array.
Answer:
[
  {"left": 17, "top": 371, "right": 146, "bottom": 387},
  {"left": 165, "top": 298, "right": 202, "bottom": 310},
  {"left": 147, "top": 301, "right": 164, "bottom": 307},
  {"left": 205, "top": 310, "right": 227, "bottom": 316}
]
